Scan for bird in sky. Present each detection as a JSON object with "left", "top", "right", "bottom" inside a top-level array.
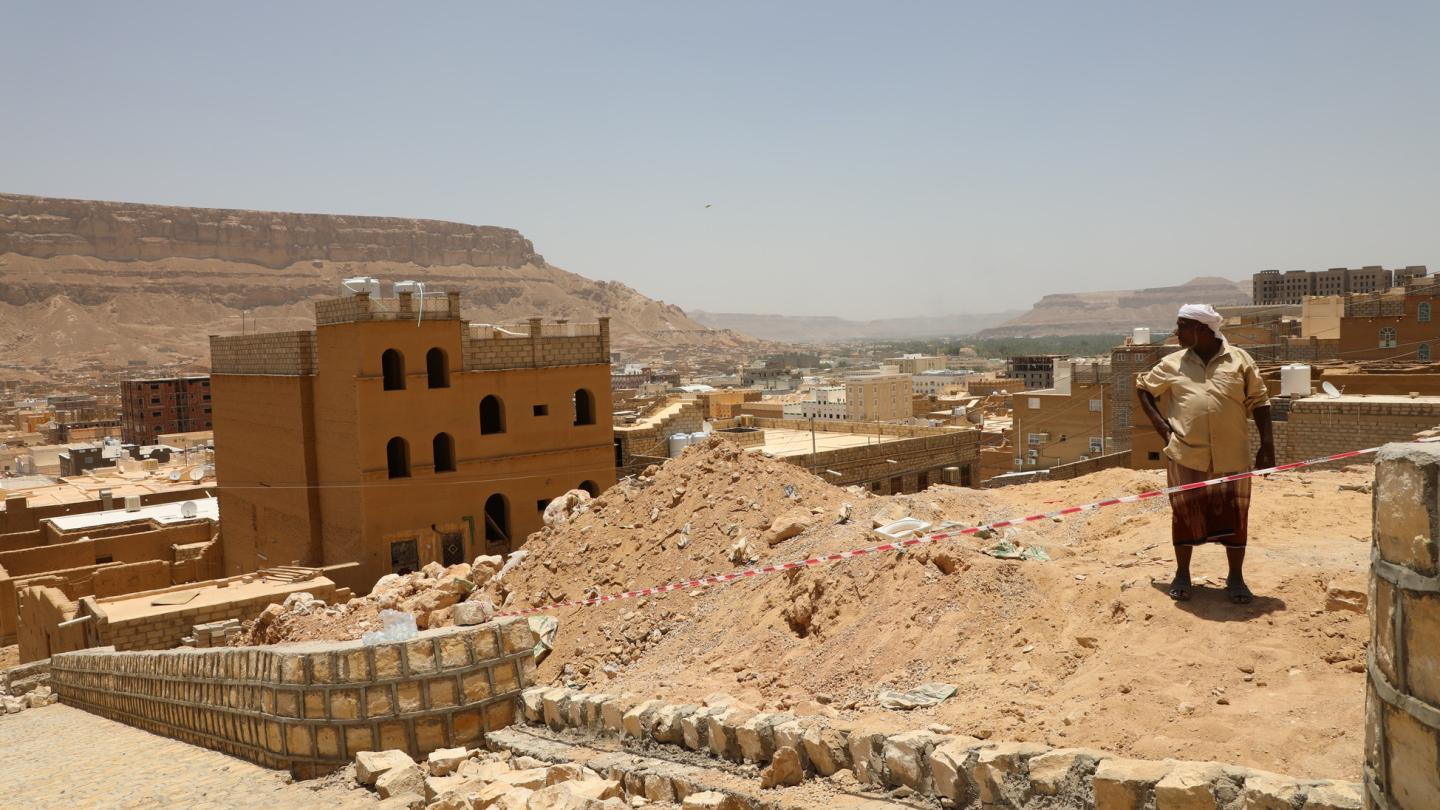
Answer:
[{"left": 704, "top": 203, "right": 712, "bottom": 208}]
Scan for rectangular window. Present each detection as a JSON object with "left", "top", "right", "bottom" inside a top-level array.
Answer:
[
  {"left": 533, "top": 404, "right": 548, "bottom": 416},
  {"left": 1088, "top": 399, "right": 1103, "bottom": 412},
  {"left": 1028, "top": 433, "right": 1044, "bottom": 446},
  {"left": 1148, "top": 451, "right": 1162, "bottom": 461},
  {"left": 95, "top": 554, "right": 114, "bottom": 564},
  {"left": 1089, "top": 437, "right": 1104, "bottom": 453},
  {"left": 1028, "top": 397, "right": 1041, "bottom": 409}
]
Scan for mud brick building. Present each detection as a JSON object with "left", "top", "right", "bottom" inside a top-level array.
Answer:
[
  {"left": 209, "top": 291, "right": 615, "bottom": 593},
  {"left": 121, "top": 376, "right": 213, "bottom": 444}
]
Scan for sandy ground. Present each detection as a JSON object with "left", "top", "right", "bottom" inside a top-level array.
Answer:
[{"left": 483, "top": 439, "right": 1373, "bottom": 781}]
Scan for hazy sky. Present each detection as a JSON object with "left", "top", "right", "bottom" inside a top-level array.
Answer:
[{"left": 3, "top": 2, "right": 1437, "bottom": 320}]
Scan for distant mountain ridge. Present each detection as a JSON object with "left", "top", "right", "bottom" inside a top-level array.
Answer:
[
  {"left": 0, "top": 193, "right": 761, "bottom": 369},
  {"left": 976, "top": 276, "right": 1252, "bottom": 337},
  {"left": 689, "top": 309, "right": 1024, "bottom": 343}
]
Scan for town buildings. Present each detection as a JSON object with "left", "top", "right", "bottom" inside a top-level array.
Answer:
[
  {"left": 1252, "top": 265, "right": 1427, "bottom": 306},
  {"left": 1006, "top": 355, "right": 1069, "bottom": 390},
  {"left": 209, "top": 291, "right": 615, "bottom": 592},
  {"left": 1336, "top": 280, "right": 1440, "bottom": 362},
  {"left": 910, "top": 369, "right": 969, "bottom": 397},
  {"left": 844, "top": 370, "right": 912, "bottom": 421},
  {"left": 884, "top": 354, "right": 946, "bottom": 374},
  {"left": 783, "top": 386, "right": 848, "bottom": 421},
  {"left": 121, "top": 376, "right": 213, "bottom": 444},
  {"left": 1011, "top": 360, "right": 1112, "bottom": 471}
]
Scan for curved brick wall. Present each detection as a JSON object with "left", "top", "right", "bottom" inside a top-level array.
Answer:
[
  {"left": 1367, "top": 445, "right": 1440, "bottom": 809},
  {"left": 49, "top": 618, "right": 536, "bottom": 777}
]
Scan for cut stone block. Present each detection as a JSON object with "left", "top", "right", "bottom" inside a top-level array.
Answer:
[
  {"left": 927, "top": 737, "right": 986, "bottom": 807},
  {"left": 1301, "top": 781, "right": 1363, "bottom": 810},
  {"left": 428, "top": 746, "right": 470, "bottom": 776},
  {"left": 357, "top": 749, "right": 417, "bottom": 786},
  {"left": 1153, "top": 761, "right": 1225, "bottom": 810},
  {"left": 1093, "top": 758, "right": 1174, "bottom": 810},
  {"left": 760, "top": 746, "right": 805, "bottom": 789},
  {"left": 883, "top": 730, "right": 947, "bottom": 792},
  {"left": 375, "top": 764, "right": 426, "bottom": 800},
  {"left": 622, "top": 700, "right": 665, "bottom": 739},
  {"left": 969, "top": 741, "right": 1048, "bottom": 807},
  {"left": 1028, "top": 747, "right": 1107, "bottom": 797},
  {"left": 802, "top": 722, "right": 853, "bottom": 776}
]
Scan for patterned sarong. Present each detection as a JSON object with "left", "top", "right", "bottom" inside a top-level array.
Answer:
[{"left": 1166, "top": 461, "right": 1251, "bottom": 548}]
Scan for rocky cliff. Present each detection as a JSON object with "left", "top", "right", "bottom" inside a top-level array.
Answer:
[
  {"left": 977, "top": 276, "right": 1252, "bottom": 337},
  {"left": 0, "top": 193, "right": 758, "bottom": 369}
]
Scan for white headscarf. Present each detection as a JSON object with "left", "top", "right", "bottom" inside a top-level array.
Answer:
[{"left": 1177, "top": 303, "right": 1224, "bottom": 338}]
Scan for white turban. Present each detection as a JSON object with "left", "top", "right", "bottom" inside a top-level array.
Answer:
[{"left": 1177, "top": 303, "right": 1224, "bottom": 338}]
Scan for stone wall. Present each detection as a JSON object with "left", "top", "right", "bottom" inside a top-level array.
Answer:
[
  {"left": 1366, "top": 444, "right": 1440, "bottom": 809},
  {"left": 91, "top": 577, "right": 340, "bottom": 653},
  {"left": 520, "top": 687, "right": 1362, "bottom": 810},
  {"left": 49, "top": 619, "right": 536, "bottom": 777},
  {"left": 463, "top": 318, "right": 610, "bottom": 371},
  {"left": 210, "top": 331, "right": 318, "bottom": 376}
]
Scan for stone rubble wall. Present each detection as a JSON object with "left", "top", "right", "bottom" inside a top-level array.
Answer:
[
  {"left": 519, "top": 686, "right": 1364, "bottom": 810},
  {"left": 48, "top": 619, "right": 537, "bottom": 777},
  {"left": 1366, "top": 444, "right": 1440, "bottom": 809}
]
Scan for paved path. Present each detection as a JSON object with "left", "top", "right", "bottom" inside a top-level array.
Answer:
[{"left": 0, "top": 704, "right": 378, "bottom": 809}]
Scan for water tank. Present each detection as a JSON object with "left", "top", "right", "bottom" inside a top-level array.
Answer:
[
  {"left": 393, "top": 280, "right": 421, "bottom": 296},
  {"left": 1132, "top": 327, "right": 1152, "bottom": 345},
  {"left": 668, "top": 433, "right": 693, "bottom": 458},
  {"left": 342, "top": 276, "right": 381, "bottom": 297},
  {"left": 1280, "top": 364, "right": 1311, "bottom": 397}
]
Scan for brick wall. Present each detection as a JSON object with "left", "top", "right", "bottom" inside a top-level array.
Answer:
[
  {"left": 209, "top": 331, "right": 318, "bottom": 376},
  {"left": 50, "top": 619, "right": 537, "bottom": 777},
  {"left": 1248, "top": 398, "right": 1440, "bottom": 467},
  {"left": 1366, "top": 445, "right": 1440, "bottom": 808}
]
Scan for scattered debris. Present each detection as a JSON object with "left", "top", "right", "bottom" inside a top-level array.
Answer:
[{"left": 878, "top": 682, "right": 958, "bottom": 710}]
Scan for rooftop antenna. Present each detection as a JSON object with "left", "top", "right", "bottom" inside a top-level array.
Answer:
[
  {"left": 189, "top": 467, "right": 205, "bottom": 482},
  {"left": 1321, "top": 381, "right": 1343, "bottom": 399},
  {"left": 180, "top": 501, "right": 198, "bottom": 519}
]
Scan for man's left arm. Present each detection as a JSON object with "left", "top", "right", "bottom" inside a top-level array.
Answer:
[{"left": 1242, "top": 358, "right": 1275, "bottom": 469}]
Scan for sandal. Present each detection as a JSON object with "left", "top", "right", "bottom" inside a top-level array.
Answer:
[{"left": 1226, "top": 579, "right": 1254, "bottom": 604}]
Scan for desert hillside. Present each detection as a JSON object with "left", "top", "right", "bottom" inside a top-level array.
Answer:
[
  {"left": 0, "top": 193, "right": 760, "bottom": 369},
  {"left": 978, "top": 276, "right": 1252, "bottom": 337}
]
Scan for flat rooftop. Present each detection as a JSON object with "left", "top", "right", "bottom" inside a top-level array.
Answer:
[
  {"left": 749, "top": 427, "right": 901, "bottom": 458},
  {"left": 0, "top": 472, "right": 214, "bottom": 510},
  {"left": 616, "top": 400, "right": 689, "bottom": 432},
  {"left": 47, "top": 497, "right": 217, "bottom": 533},
  {"left": 1297, "top": 394, "right": 1440, "bottom": 405},
  {"left": 98, "top": 574, "right": 329, "bottom": 624}
]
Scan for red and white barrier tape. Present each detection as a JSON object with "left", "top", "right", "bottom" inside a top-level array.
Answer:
[{"left": 491, "top": 440, "right": 1427, "bottom": 618}]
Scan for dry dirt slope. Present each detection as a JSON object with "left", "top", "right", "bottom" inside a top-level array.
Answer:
[
  {"left": 480, "top": 438, "right": 1374, "bottom": 781},
  {"left": 0, "top": 192, "right": 762, "bottom": 368}
]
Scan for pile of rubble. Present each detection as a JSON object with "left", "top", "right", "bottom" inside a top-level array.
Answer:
[
  {"left": 1, "top": 684, "right": 57, "bottom": 716},
  {"left": 351, "top": 742, "right": 719, "bottom": 810},
  {"left": 236, "top": 556, "right": 507, "bottom": 646}
]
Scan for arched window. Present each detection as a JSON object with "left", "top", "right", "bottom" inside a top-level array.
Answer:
[
  {"left": 573, "top": 388, "right": 596, "bottom": 426},
  {"left": 1420, "top": 344, "right": 1432, "bottom": 362},
  {"left": 1380, "top": 327, "right": 1398, "bottom": 348},
  {"left": 382, "top": 349, "right": 406, "bottom": 390},
  {"left": 484, "top": 494, "right": 509, "bottom": 544},
  {"left": 579, "top": 480, "right": 599, "bottom": 497},
  {"left": 480, "top": 395, "right": 505, "bottom": 435},
  {"left": 1420, "top": 302, "right": 1432, "bottom": 323},
  {"left": 432, "top": 432, "right": 456, "bottom": 473},
  {"left": 426, "top": 347, "right": 449, "bottom": 389},
  {"left": 386, "top": 437, "right": 410, "bottom": 478}
]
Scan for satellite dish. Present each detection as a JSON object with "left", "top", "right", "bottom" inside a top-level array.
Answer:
[
  {"left": 189, "top": 467, "right": 205, "bottom": 482},
  {"left": 180, "top": 501, "right": 198, "bottom": 519},
  {"left": 1322, "top": 381, "right": 1342, "bottom": 399},
  {"left": 168, "top": 470, "right": 181, "bottom": 482}
]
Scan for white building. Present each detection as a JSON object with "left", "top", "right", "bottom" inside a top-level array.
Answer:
[{"left": 911, "top": 369, "right": 970, "bottom": 397}]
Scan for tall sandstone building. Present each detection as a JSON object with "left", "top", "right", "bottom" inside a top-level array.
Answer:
[{"left": 209, "top": 290, "right": 615, "bottom": 592}]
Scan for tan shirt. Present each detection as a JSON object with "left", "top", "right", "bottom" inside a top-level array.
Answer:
[{"left": 1136, "top": 342, "right": 1270, "bottom": 473}]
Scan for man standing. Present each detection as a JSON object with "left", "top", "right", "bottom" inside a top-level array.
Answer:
[{"left": 1137, "top": 304, "right": 1274, "bottom": 604}]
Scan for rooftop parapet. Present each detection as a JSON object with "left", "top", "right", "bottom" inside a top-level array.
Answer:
[{"left": 314, "top": 290, "right": 461, "bottom": 325}]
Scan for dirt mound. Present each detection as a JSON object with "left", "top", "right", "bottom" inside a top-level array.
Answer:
[{"left": 473, "top": 439, "right": 1374, "bottom": 780}]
